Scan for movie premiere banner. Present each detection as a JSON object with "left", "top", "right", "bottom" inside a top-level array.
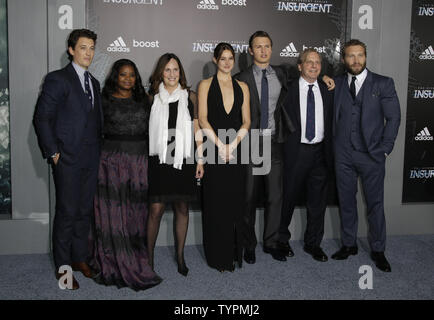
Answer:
[
  {"left": 402, "top": 0, "right": 434, "bottom": 203},
  {"left": 86, "top": 0, "right": 347, "bottom": 90}
]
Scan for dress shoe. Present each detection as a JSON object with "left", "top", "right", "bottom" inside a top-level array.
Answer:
[
  {"left": 331, "top": 246, "right": 358, "bottom": 260},
  {"left": 56, "top": 271, "right": 79, "bottom": 290},
  {"left": 277, "top": 241, "right": 294, "bottom": 257},
  {"left": 371, "top": 251, "right": 391, "bottom": 272},
  {"left": 243, "top": 249, "right": 256, "bottom": 264},
  {"left": 177, "top": 261, "right": 189, "bottom": 277},
  {"left": 263, "top": 246, "right": 287, "bottom": 262},
  {"left": 304, "top": 245, "right": 328, "bottom": 262},
  {"left": 71, "top": 262, "right": 95, "bottom": 278}
]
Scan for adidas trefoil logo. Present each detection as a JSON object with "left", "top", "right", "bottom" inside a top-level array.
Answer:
[
  {"left": 107, "top": 36, "right": 130, "bottom": 53},
  {"left": 197, "top": 0, "right": 219, "bottom": 10},
  {"left": 419, "top": 45, "right": 434, "bottom": 60},
  {"left": 280, "top": 42, "right": 299, "bottom": 57},
  {"left": 415, "top": 127, "right": 433, "bottom": 141}
]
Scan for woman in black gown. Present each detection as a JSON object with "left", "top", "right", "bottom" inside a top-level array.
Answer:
[
  {"left": 147, "top": 53, "right": 204, "bottom": 276},
  {"left": 198, "top": 43, "right": 251, "bottom": 272},
  {"left": 89, "top": 59, "right": 162, "bottom": 291}
]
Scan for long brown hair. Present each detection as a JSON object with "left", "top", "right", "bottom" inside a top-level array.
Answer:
[{"left": 149, "top": 53, "right": 189, "bottom": 96}]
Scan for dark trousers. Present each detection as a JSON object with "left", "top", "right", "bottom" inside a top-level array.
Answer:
[
  {"left": 335, "top": 149, "right": 386, "bottom": 252},
  {"left": 279, "top": 143, "right": 328, "bottom": 247},
  {"left": 52, "top": 144, "right": 99, "bottom": 270},
  {"left": 243, "top": 139, "right": 283, "bottom": 250}
]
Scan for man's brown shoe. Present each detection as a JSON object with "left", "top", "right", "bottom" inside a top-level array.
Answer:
[{"left": 71, "top": 262, "right": 95, "bottom": 278}]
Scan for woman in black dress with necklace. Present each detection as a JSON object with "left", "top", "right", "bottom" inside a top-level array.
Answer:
[
  {"left": 147, "top": 53, "right": 204, "bottom": 276},
  {"left": 89, "top": 59, "right": 162, "bottom": 291},
  {"left": 198, "top": 43, "right": 251, "bottom": 272}
]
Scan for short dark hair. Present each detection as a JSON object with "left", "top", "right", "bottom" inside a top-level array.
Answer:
[
  {"left": 213, "top": 42, "right": 235, "bottom": 62},
  {"left": 102, "top": 59, "right": 147, "bottom": 103},
  {"left": 342, "top": 39, "right": 367, "bottom": 58},
  {"left": 66, "top": 29, "right": 97, "bottom": 61},
  {"left": 149, "top": 53, "right": 189, "bottom": 96},
  {"left": 248, "top": 30, "right": 273, "bottom": 49},
  {"left": 297, "top": 48, "right": 322, "bottom": 65}
]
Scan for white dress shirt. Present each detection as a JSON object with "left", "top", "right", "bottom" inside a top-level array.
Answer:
[
  {"left": 347, "top": 68, "right": 368, "bottom": 97},
  {"left": 299, "top": 77, "right": 324, "bottom": 144}
]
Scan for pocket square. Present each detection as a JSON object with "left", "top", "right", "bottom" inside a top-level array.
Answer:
[{"left": 372, "top": 90, "right": 380, "bottom": 97}]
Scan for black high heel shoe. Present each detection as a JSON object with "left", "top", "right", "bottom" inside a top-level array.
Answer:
[{"left": 177, "top": 261, "right": 189, "bottom": 276}]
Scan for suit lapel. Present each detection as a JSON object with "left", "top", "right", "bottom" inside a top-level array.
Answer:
[
  {"left": 247, "top": 67, "right": 260, "bottom": 107},
  {"left": 66, "top": 63, "right": 91, "bottom": 112},
  {"left": 361, "top": 70, "right": 374, "bottom": 142},
  {"left": 293, "top": 79, "right": 301, "bottom": 128},
  {"left": 319, "top": 82, "right": 329, "bottom": 127},
  {"left": 334, "top": 75, "right": 346, "bottom": 125}
]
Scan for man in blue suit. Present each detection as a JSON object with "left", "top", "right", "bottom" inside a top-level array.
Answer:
[
  {"left": 34, "top": 29, "right": 102, "bottom": 289},
  {"left": 331, "top": 39, "right": 400, "bottom": 272}
]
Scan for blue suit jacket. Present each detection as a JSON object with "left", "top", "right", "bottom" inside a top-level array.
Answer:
[
  {"left": 333, "top": 69, "right": 401, "bottom": 162},
  {"left": 34, "top": 63, "right": 103, "bottom": 165}
]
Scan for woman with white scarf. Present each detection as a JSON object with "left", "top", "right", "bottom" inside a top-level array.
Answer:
[{"left": 147, "top": 53, "right": 204, "bottom": 277}]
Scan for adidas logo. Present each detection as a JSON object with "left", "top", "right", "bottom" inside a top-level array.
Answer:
[
  {"left": 419, "top": 45, "right": 434, "bottom": 60},
  {"left": 107, "top": 37, "right": 130, "bottom": 53},
  {"left": 280, "top": 42, "right": 299, "bottom": 57},
  {"left": 197, "top": 0, "right": 219, "bottom": 10},
  {"left": 415, "top": 127, "right": 433, "bottom": 141}
]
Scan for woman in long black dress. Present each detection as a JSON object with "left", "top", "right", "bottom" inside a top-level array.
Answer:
[
  {"left": 147, "top": 53, "right": 204, "bottom": 276},
  {"left": 89, "top": 59, "right": 162, "bottom": 290},
  {"left": 198, "top": 43, "right": 251, "bottom": 272}
]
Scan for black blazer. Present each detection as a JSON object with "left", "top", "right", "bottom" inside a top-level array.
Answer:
[
  {"left": 235, "top": 64, "right": 295, "bottom": 143},
  {"left": 283, "top": 79, "right": 334, "bottom": 170},
  {"left": 34, "top": 63, "right": 103, "bottom": 164}
]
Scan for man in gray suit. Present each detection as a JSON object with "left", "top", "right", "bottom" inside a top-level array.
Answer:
[{"left": 331, "top": 39, "right": 400, "bottom": 272}]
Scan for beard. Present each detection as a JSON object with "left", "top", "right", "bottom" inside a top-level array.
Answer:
[{"left": 345, "top": 61, "right": 366, "bottom": 75}]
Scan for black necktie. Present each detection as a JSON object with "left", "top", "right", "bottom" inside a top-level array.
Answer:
[
  {"left": 305, "top": 84, "right": 315, "bottom": 142},
  {"left": 260, "top": 69, "right": 269, "bottom": 130},
  {"left": 84, "top": 71, "right": 93, "bottom": 109},
  {"left": 350, "top": 76, "right": 357, "bottom": 100}
]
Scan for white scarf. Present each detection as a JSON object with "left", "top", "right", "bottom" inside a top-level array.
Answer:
[{"left": 149, "top": 83, "right": 192, "bottom": 170}]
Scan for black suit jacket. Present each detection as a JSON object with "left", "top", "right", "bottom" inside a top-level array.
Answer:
[
  {"left": 235, "top": 64, "right": 295, "bottom": 143},
  {"left": 34, "top": 63, "right": 103, "bottom": 165},
  {"left": 283, "top": 78, "right": 334, "bottom": 171}
]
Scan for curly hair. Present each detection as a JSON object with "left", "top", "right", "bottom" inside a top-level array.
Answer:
[{"left": 102, "top": 59, "right": 147, "bottom": 103}]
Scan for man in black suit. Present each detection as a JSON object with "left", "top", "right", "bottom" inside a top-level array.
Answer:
[
  {"left": 235, "top": 31, "right": 334, "bottom": 263},
  {"left": 279, "top": 48, "right": 334, "bottom": 262},
  {"left": 331, "top": 39, "right": 400, "bottom": 272},
  {"left": 34, "top": 29, "right": 103, "bottom": 289}
]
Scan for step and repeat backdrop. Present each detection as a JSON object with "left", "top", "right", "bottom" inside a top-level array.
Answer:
[
  {"left": 86, "top": 0, "right": 347, "bottom": 206},
  {"left": 402, "top": 0, "right": 434, "bottom": 202},
  {"left": 87, "top": 0, "right": 347, "bottom": 90}
]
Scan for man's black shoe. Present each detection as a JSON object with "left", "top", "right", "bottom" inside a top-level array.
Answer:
[
  {"left": 277, "top": 241, "right": 294, "bottom": 257},
  {"left": 331, "top": 246, "right": 358, "bottom": 260},
  {"left": 304, "top": 245, "right": 328, "bottom": 262},
  {"left": 243, "top": 249, "right": 256, "bottom": 264},
  {"left": 263, "top": 246, "right": 287, "bottom": 262},
  {"left": 371, "top": 251, "right": 391, "bottom": 272}
]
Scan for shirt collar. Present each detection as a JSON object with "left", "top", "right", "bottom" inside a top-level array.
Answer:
[
  {"left": 347, "top": 68, "right": 368, "bottom": 83},
  {"left": 299, "top": 76, "right": 318, "bottom": 89},
  {"left": 72, "top": 61, "right": 88, "bottom": 78},
  {"left": 253, "top": 63, "right": 273, "bottom": 76}
]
